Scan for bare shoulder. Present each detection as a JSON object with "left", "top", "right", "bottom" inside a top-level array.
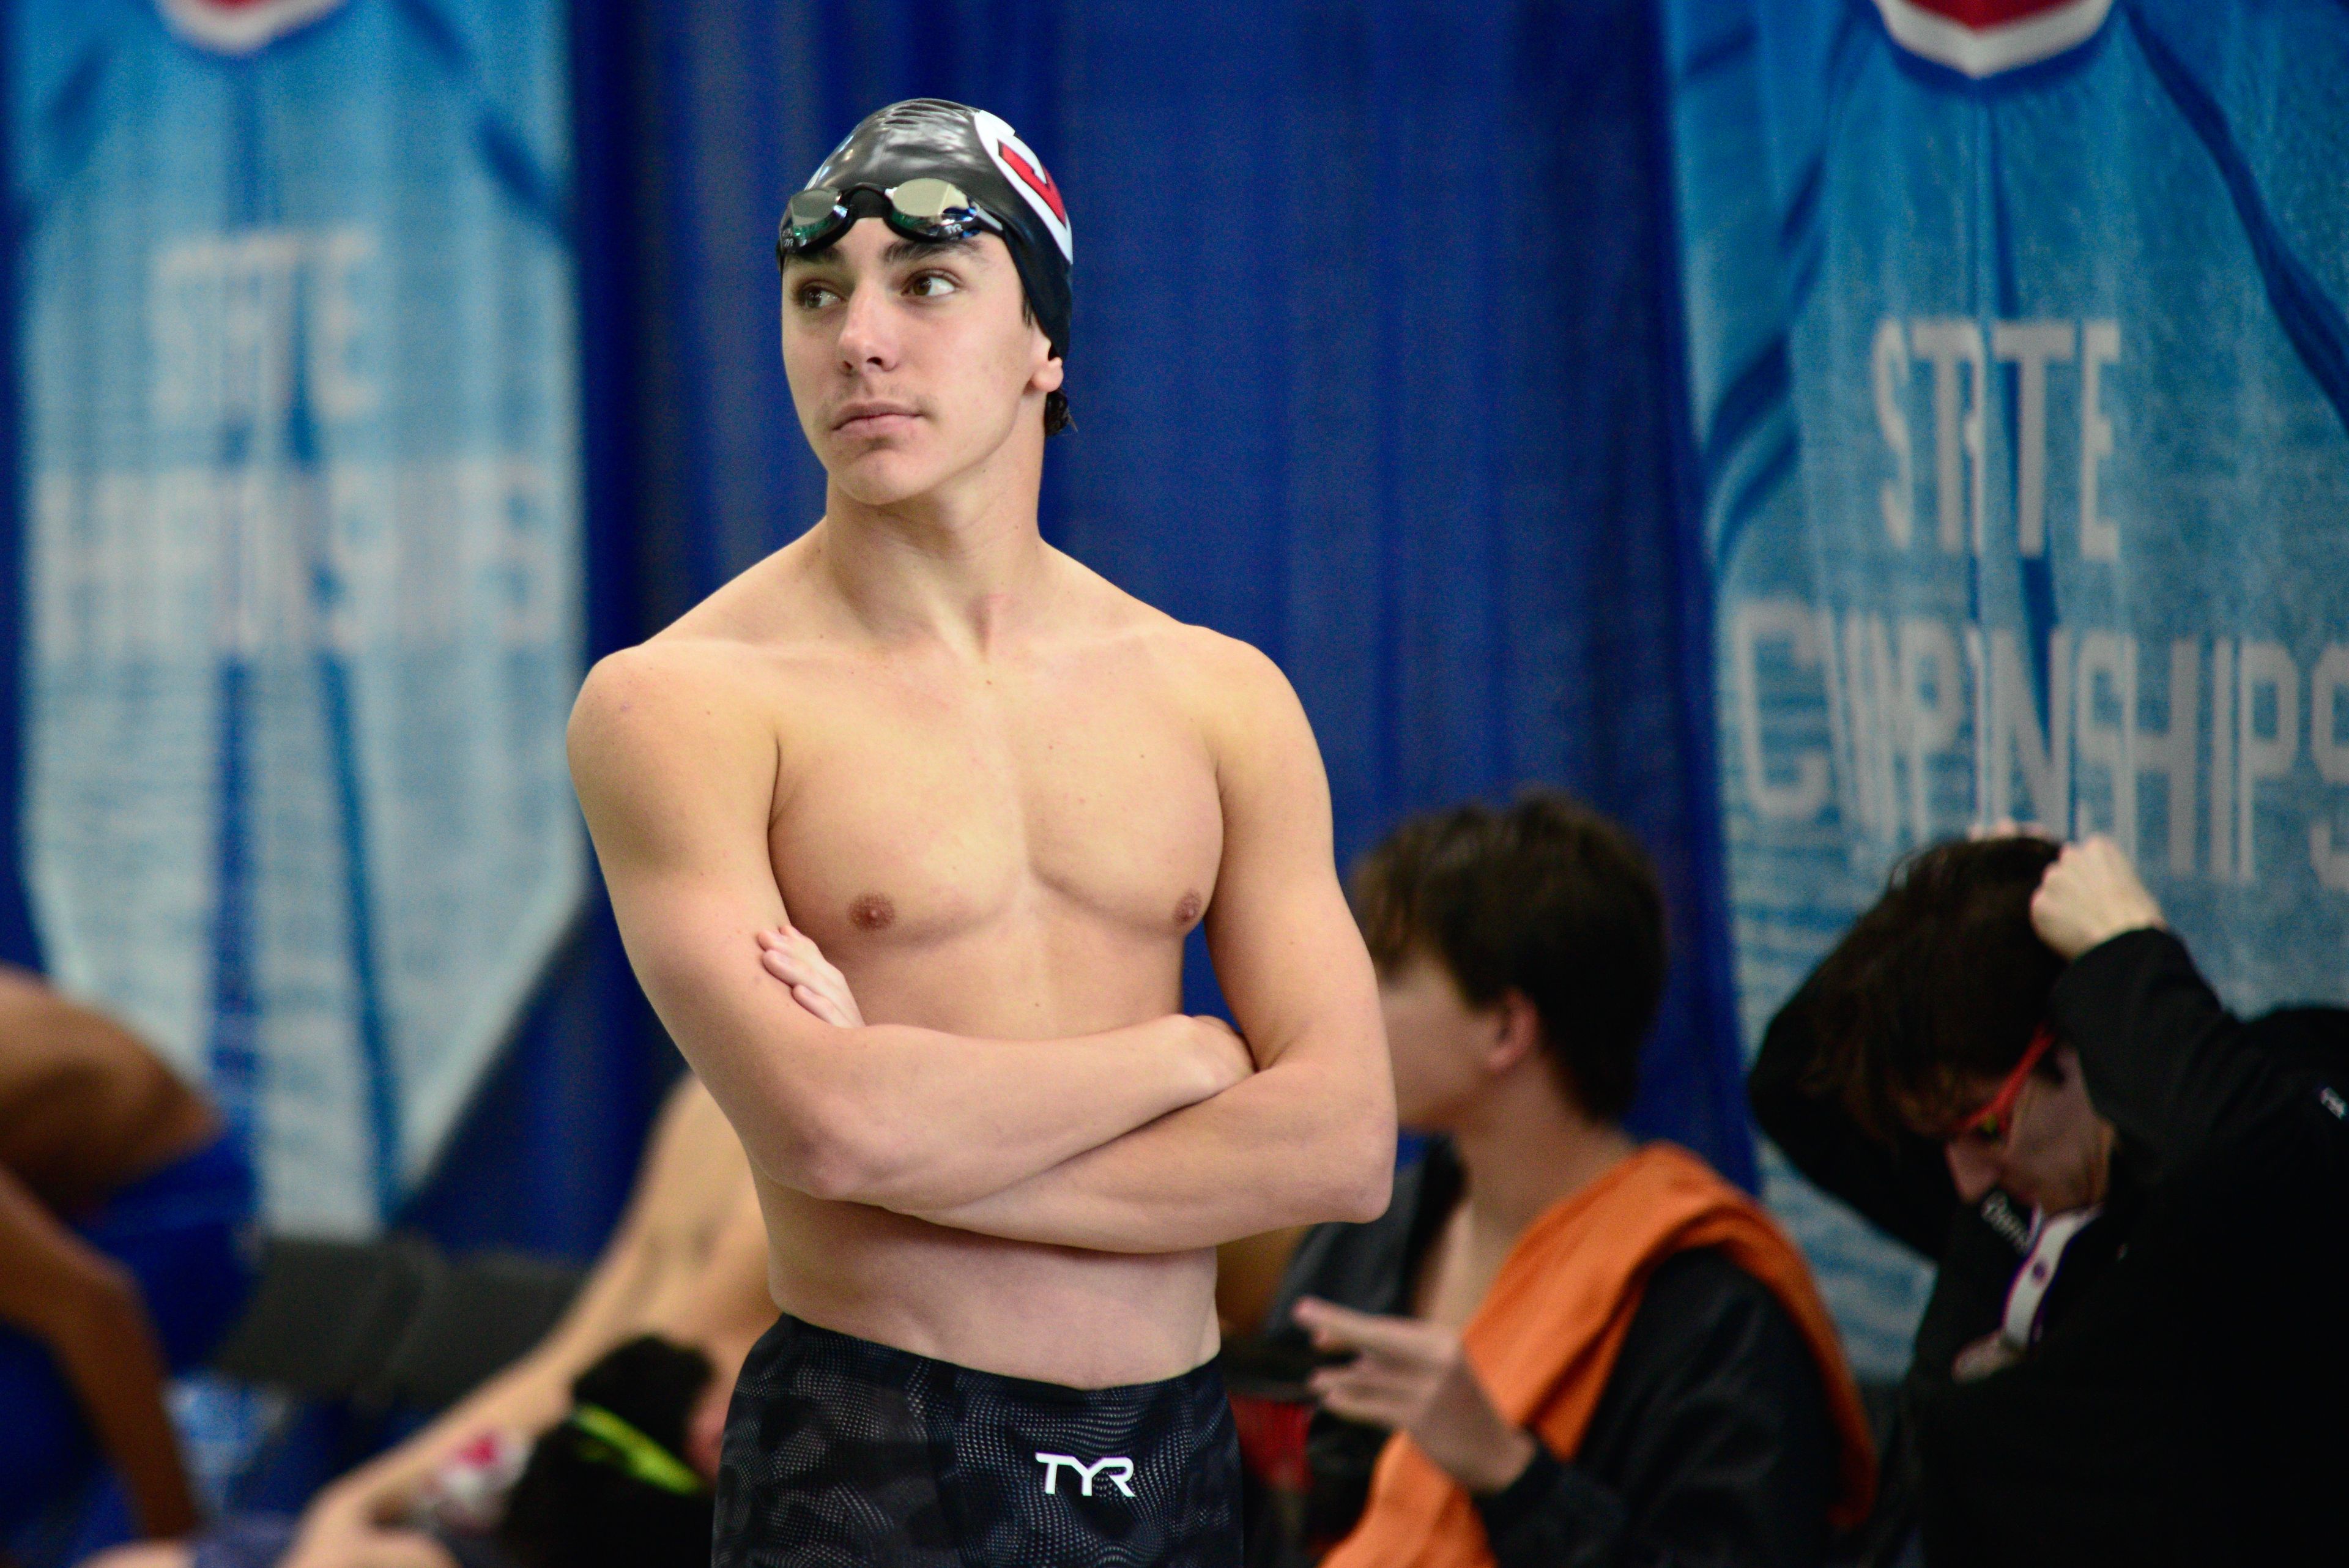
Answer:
[
  {"left": 1111, "top": 611, "right": 1336, "bottom": 860},
  {"left": 1049, "top": 554, "right": 1305, "bottom": 735},
  {"left": 573, "top": 540, "right": 841, "bottom": 780},
  {"left": 0, "top": 967, "right": 158, "bottom": 1074},
  {"left": 1142, "top": 619, "right": 1316, "bottom": 766},
  {"left": 571, "top": 635, "right": 765, "bottom": 741},
  {"left": 568, "top": 638, "right": 775, "bottom": 798}
]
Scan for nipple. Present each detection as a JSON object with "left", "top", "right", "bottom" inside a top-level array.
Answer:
[
  {"left": 1173, "top": 891, "right": 1204, "bottom": 927},
  {"left": 848, "top": 893, "right": 897, "bottom": 932}
]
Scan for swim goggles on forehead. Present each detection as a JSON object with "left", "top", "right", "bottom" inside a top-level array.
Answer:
[{"left": 777, "top": 179, "right": 1004, "bottom": 261}]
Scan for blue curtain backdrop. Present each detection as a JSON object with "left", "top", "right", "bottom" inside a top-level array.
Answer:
[
  {"left": 577, "top": 0, "right": 1751, "bottom": 1187},
  {"left": 3, "top": 0, "right": 1752, "bottom": 1265}
]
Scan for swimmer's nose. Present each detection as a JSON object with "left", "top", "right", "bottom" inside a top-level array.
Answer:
[{"left": 835, "top": 282, "right": 900, "bottom": 374}]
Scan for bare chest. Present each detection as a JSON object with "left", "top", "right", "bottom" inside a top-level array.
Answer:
[{"left": 765, "top": 661, "right": 1223, "bottom": 954}]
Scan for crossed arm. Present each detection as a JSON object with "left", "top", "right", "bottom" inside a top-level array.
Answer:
[
  {"left": 571, "top": 645, "right": 1256, "bottom": 1215},
  {"left": 570, "top": 637, "right": 1392, "bottom": 1245},
  {"left": 905, "top": 645, "right": 1393, "bottom": 1247},
  {"left": 759, "top": 642, "right": 1396, "bottom": 1250}
]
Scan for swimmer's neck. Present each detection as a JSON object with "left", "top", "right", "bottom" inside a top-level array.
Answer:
[
  {"left": 814, "top": 467, "right": 1059, "bottom": 658},
  {"left": 1447, "top": 1068, "right": 1636, "bottom": 1245}
]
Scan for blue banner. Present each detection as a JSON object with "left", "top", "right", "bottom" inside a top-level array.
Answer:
[
  {"left": 1666, "top": 0, "right": 2349, "bottom": 1372},
  {"left": 12, "top": 0, "right": 582, "bottom": 1232}
]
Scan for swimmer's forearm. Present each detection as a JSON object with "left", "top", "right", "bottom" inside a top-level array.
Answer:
[
  {"left": 45, "top": 1266, "right": 201, "bottom": 1536},
  {"left": 908, "top": 1051, "right": 1394, "bottom": 1250},
  {"left": 715, "top": 1011, "right": 1246, "bottom": 1211}
]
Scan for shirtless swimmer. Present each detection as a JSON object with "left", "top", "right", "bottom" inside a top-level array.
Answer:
[{"left": 566, "top": 99, "right": 1395, "bottom": 1567}]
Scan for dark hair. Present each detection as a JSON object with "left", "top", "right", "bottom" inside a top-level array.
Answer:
[
  {"left": 497, "top": 1336, "right": 714, "bottom": 1568},
  {"left": 1803, "top": 836, "right": 2064, "bottom": 1139},
  {"left": 1351, "top": 789, "right": 1666, "bottom": 1122}
]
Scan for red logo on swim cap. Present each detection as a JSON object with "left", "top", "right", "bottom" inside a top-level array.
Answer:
[
  {"left": 1872, "top": 0, "right": 2112, "bottom": 76},
  {"left": 156, "top": 0, "right": 352, "bottom": 53},
  {"left": 996, "top": 142, "right": 1067, "bottom": 227},
  {"left": 971, "top": 110, "right": 1073, "bottom": 264}
]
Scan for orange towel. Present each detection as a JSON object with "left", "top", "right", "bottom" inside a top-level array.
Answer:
[{"left": 1321, "top": 1143, "right": 1876, "bottom": 1568}]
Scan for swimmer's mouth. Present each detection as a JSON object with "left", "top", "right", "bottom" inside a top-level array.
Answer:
[{"left": 833, "top": 401, "right": 920, "bottom": 433}]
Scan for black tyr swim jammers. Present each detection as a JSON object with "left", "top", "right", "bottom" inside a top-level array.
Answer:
[{"left": 714, "top": 1312, "right": 1244, "bottom": 1568}]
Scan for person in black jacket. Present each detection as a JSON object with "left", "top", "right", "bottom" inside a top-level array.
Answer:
[
  {"left": 1249, "top": 792, "right": 1864, "bottom": 1568},
  {"left": 1754, "top": 832, "right": 2349, "bottom": 1566}
]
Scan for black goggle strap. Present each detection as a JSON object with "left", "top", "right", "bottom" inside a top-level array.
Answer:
[{"left": 778, "top": 179, "right": 1001, "bottom": 260}]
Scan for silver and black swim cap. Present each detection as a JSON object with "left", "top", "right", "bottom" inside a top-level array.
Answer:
[{"left": 782, "top": 99, "right": 1074, "bottom": 363}]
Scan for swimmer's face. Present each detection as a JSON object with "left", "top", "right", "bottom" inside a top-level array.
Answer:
[
  {"left": 1928, "top": 1046, "right": 2113, "bottom": 1214},
  {"left": 781, "top": 218, "right": 1063, "bottom": 505},
  {"left": 1378, "top": 950, "right": 1509, "bottom": 1132}
]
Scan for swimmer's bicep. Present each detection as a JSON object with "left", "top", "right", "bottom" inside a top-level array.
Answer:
[
  {"left": 567, "top": 658, "right": 837, "bottom": 1132},
  {"left": 1198, "top": 640, "right": 1337, "bottom": 871},
  {"left": 1195, "top": 645, "right": 1379, "bottom": 1068},
  {"left": 571, "top": 663, "right": 788, "bottom": 954},
  {"left": 568, "top": 652, "right": 781, "bottom": 875}
]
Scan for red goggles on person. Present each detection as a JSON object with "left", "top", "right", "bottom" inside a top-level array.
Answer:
[{"left": 1948, "top": 1024, "right": 2056, "bottom": 1144}]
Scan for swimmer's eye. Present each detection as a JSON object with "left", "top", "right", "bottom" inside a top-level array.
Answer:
[
  {"left": 792, "top": 281, "right": 843, "bottom": 311},
  {"left": 905, "top": 270, "right": 960, "bottom": 299}
]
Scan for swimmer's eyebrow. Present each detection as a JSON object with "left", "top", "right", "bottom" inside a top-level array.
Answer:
[
  {"left": 882, "top": 236, "right": 981, "bottom": 267},
  {"left": 784, "top": 236, "right": 980, "bottom": 273}
]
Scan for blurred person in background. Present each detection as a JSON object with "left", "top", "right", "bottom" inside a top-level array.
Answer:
[
  {"left": 1756, "top": 833, "right": 2349, "bottom": 1566},
  {"left": 1255, "top": 792, "right": 1875, "bottom": 1568},
  {"left": 0, "top": 965, "right": 253, "bottom": 1544},
  {"left": 87, "top": 1075, "right": 771, "bottom": 1568}
]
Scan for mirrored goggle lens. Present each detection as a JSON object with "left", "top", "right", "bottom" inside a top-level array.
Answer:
[
  {"left": 888, "top": 177, "right": 971, "bottom": 223},
  {"left": 783, "top": 188, "right": 846, "bottom": 248}
]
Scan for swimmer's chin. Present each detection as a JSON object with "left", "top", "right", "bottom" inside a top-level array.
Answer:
[{"left": 825, "top": 459, "right": 957, "bottom": 510}]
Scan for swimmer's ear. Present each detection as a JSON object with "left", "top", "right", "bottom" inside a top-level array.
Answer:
[
  {"left": 1482, "top": 990, "right": 1543, "bottom": 1078},
  {"left": 1030, "top": 346, "right": 1064, "bottom": 396}
]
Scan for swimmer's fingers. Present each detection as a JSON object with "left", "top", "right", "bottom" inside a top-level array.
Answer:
[
  {"left": 1299, "top": 1313, "right": 1453, "bottom": 1422},
  {"left": 792, "top": 982, "right": 857, "bottom": 1028},
  {"left": 1290, "top": 1297, "right": 1423, "bottom": 1354},
  {"left": 757, "top": 933, "right": 866, "bottom": 1027},
  {"left": 1307, "top": 1369, "right": 1417, "bottom": 1430},
  {"left": 759, "top": 923, "right": 847, "bottom": 979}
]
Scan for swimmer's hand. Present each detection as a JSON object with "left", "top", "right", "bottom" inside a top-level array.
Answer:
[
  {"left": 1293, "top": 1297, "right": 1537, "bottom": 1496},
  {"left": 755, "top": 922, "right": 866, "bottom": 1028},
  {"left": 756, "top": 923, "right": 1250, "bottom": 1091},
  {"left": 2031, "top": 834, "right": 2164, "bottom": 960},
  {"left": 1190, "top": 1013, "right": 1255, "bottom": 1093}
]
